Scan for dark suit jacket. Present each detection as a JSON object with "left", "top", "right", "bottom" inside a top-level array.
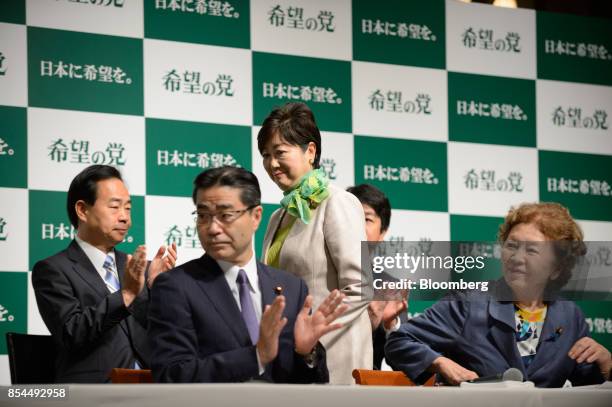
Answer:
[
  {"left": 148, "top": 254, "right": 328, "bottom": 383},
  {"left": 385, "top": 280, "right": 605, "bottom": 387},
  {"left": 32, "top": 240, "right": 151, "bottom": 383}
]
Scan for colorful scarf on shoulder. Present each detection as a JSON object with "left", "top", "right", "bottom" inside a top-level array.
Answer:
[{"left": 280, "top": 169, "right": 329, "bottom": 224}]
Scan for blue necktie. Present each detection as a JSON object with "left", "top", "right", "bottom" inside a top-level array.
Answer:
[
  {"left": 102, "top": 255, "right": 120, "bottom": 293},
  {"left": 236, "top": 269, "right": 259, "bottom": 345}
]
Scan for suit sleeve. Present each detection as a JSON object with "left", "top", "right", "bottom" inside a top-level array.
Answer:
[
  {"left": 385, "top": 292, "right": 468, "bottom": 383},
  {"left": 32, "top": 257, "right": 133, "bottom": 350},
  {"left": 567, "top": 306, "right": 605, "bottom": 386},
  {"left": 321, "top": 191, "right": 370, "bottom": 334},
  {"left": 148, "top": 271, "right": 260, "bottom": 383},
  {"left": 128, "top": 268, "right": 151, "bottom": 328}
]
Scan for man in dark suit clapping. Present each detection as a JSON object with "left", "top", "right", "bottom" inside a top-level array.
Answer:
[
  {"left": 148, "top": 166, "right": 347, "bottom": 383},
  {"left": 32, "top": 165, "right": 177, "bottom": 383}
]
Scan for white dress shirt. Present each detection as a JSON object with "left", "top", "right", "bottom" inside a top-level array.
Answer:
[{"left": 217, "top": 255, "right": 263, "bottom": 324}]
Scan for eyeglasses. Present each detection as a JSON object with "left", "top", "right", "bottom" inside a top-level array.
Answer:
[{"left": 192, "top": 204, "right": 259, "bottom": 226}]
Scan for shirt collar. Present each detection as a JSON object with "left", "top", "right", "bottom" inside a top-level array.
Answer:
[
  {"left": 217, "top": 255, "right": 259, "bottom": 293},
  {"left": 75, "top": 235, "right": 115, "bottom": 272}
]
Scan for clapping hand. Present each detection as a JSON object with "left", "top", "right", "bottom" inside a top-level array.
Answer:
[
  {"left": 257, "top": 296, "right": 288, "bottom": 365},
  {"left": 122, "top": 245, "right": 147, "bottom": 306},
  {"left": 147, "top": 242, "right": 178, "bottom": 287},
  {"left": 294, "top": 290, "right": 348, "bottom": 355},
  {"left": 381, "top": 298, "right": 408, "bottom": 330}
]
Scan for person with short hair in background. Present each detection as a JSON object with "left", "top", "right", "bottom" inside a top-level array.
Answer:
[
  {"left": 32, "top": 165, "right": 177, "bottom": 383},
  {"left": 386, "top": 202, "right": 611, "bottom": 387},
  {"left": 148, "top": 166, "right": 347, "bottom": 383},
  {"left": 258, "top": 102, "right": 373, "bottom": 384},
  {"left": 347, "top": 183, "right": 408, "bottom": 370}
]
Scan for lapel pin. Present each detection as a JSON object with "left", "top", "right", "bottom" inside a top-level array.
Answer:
[
  {"left": 549, "top": 326, "right": 563, "bottom": 341},
  {"left": 274, "top": 286, "right": 283, "bottom": 296}
]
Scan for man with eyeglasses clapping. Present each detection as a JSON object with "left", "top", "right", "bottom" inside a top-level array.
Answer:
[{"left": 148, "top": 166, "right": 347, "bottom": 383}]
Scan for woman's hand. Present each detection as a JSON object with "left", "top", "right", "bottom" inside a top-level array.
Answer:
[
  {"left": 430, "top": 356, "right": 479, "bottom": 385},
  {"left": 569, "top": 337, "right": 612, "bottom": 380}
]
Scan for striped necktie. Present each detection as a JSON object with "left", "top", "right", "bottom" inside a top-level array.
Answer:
[{"left": 102, "top": 254, "right": 120, "bottom": 293}]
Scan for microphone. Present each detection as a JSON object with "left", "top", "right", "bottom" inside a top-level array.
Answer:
[{"left": 468, "top": 367, "right": 524, "bottom": 383}]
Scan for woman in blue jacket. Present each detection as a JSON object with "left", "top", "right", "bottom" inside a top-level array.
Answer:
[{"left": 386, "top": 202, "right": 611, "bottom": 387}]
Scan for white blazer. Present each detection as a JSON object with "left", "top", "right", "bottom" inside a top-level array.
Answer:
[{"left": 262, "top": 184, "right": 373, "bottom": 384}]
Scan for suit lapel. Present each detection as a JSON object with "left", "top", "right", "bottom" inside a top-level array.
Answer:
[
  {"left": 261, "top": 209, "right": 284, "bottom": 263},
  {"left": 68, "top": 241, "right": 132, "bottom": 339},
  {"left": 525, "top": 301, "right": 563, "bottom": 377},
  {"left": 275, "top": 210, "right": 309, "bottom": 269},
  {"left": 257, "top": 263, "right": 285, "bottom": 381},
  {"left": 488, "top": 300, "right": 526, "bottom": 376},
  {"left": 196, "top": 255, "right": 252, "bottom": 345},
  {"left": 115, "top": 250, "right": 126, "bottom": 285},
  {"left": 67, "top": 240, "right": 109, "bottom": 298},
  {"left": 258, "top": 262, "right": 277, "bottom": 309}
]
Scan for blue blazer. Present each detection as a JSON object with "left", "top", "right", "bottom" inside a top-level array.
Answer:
[
  {"left": 148, "top": 254, "right": 328, "bottom": 383},
  {"left": 385, "top": 281, "right": 604, "bottom": 387}
]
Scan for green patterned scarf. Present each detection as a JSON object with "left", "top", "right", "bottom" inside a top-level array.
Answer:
[{"left": 280, "top": 169, "right": 329, "bottom": 224}]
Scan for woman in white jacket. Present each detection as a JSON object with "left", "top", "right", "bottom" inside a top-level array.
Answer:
[{"left": 258, "top": 102, "right": 373, "bottom": 384}]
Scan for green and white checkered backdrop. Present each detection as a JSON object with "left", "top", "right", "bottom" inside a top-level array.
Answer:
[{"left": 0, "top": 0, "right": 611, "bottom": 384}]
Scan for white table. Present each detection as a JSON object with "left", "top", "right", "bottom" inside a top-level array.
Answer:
[{"left": 2, "top": 383, "right": 611, "bottom": 407}]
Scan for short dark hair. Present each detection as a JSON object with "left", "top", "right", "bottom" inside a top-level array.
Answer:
[
  {"left": 257, "top": 102, "right": 322, "bottom": 168},
  {"left": 192, "top": 166, "right": 261, "bottom": 207},
  {"left": 67, "top": 165, "right": 123, "bottom": 228},
  {"left": 347, "top": 184, "right": 391, "bottom": 233}
]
